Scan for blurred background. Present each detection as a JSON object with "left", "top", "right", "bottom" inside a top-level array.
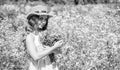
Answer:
[
  {"left": 0, "top": 0, "right": 120, "bottom": 5},
  {"left": 1, "top": 0, "right": 120, "bottom": 70}
]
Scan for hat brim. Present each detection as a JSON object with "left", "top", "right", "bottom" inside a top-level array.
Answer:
[{"left": 27, "top": 13, "right": 53, "bottom": 20}]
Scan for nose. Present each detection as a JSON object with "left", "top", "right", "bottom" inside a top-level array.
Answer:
[{"left": 38, "top": 21, "right": 42, "bottom": 24}]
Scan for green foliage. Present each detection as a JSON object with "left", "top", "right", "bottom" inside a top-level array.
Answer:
[
  {"left": 0, "top": 5, "right": 28, "bottom": 70},
  {"left": 1, "top": 4, "right": 120, "bottom": 70},
  {"left": 1, "top": 0, "right": 120, "bottom": 6},
  {"left": 50, "top": 4, "right": 120, "bottom": 70},
  {"left": 0, "top": 4, "right": 19, "bottom": 19}
]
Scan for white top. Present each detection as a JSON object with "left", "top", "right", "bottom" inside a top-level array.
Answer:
[{"left": 28, "top": 33, "right": 59, "bottom": 70}]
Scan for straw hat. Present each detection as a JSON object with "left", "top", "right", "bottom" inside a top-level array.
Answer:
[{"left": 27, "top": 5, "right": 53, "bottom": 20}]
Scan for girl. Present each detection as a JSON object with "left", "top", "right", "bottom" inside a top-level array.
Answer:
[{"left": 26, "top": 6, "right": 64, "bottom": 70}]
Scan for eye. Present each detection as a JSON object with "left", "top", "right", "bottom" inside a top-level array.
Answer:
[
  {"left": 35, "top": 11, "right": 39, "bottom": 13},
  {"left": 41, "top": 11, "right": 47, "bottom": 13},
  {"left": 39, "top": 17, "right": 43, "bottom": 20}
]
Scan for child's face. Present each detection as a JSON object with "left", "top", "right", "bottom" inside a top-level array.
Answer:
[
  {"left": 37, "top": 19, "right": 46, "bottom": 28},
  {"left": 34, "top": 16, "right": 48, "bottom": 31},
  {"left": 38, "top": 15, "right": 48, "bottom": 28}
]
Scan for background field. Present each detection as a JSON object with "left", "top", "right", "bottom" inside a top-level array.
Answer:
[{"left": 1, "top": 0, "right": 120, "bottom": 70}]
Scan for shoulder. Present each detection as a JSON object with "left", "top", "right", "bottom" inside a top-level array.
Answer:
[
  {"left": 26, "top": 33, "right": 35, "bottom": 49},
  {"left": 26, "top": 33, "right": 34, "bottom": 42}
]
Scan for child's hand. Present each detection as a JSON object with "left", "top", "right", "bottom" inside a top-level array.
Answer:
[{"left": 54, "top": 40, "right": 64, "bottom": 48}]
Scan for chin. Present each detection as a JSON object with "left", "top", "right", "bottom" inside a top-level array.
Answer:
[{"left": 37, "top": 28, "right": 47, "bottom": 32}]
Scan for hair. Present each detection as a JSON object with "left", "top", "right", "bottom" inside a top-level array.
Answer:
[
  {"left": 27, "top": 14, "right": 49, "bottom": 31},
  {"left": 28, "top": 14, "right": 38, "bottom": 27}
]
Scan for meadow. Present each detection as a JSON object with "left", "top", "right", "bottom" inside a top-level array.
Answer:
[{"left": 0, "top": 4, "right": 120, "bottom": 70}]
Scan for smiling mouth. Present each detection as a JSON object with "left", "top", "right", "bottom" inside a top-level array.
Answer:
[{"left": 38, "top": 25, "right": 42, "bottom": 28}]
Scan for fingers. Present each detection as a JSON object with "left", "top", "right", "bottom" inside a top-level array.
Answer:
[
  {"left": 54, "top": 39, "right": 66, "bottom": 48},
  {"left": 55, "top": 40, "right": 62, "bottom": 44},
  {"left": 59, "top": 40, "right": 64, "bottom": 43},
  {"left": 58, "top": 40, "right": 66, "bottom": 47},
  {"left": 60, "top": 40, "right": 64, "bottom": 43}
]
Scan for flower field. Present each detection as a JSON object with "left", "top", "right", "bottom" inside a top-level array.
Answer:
[{"left": 0, "top": 4, "right": 120, "bottom": 70}]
